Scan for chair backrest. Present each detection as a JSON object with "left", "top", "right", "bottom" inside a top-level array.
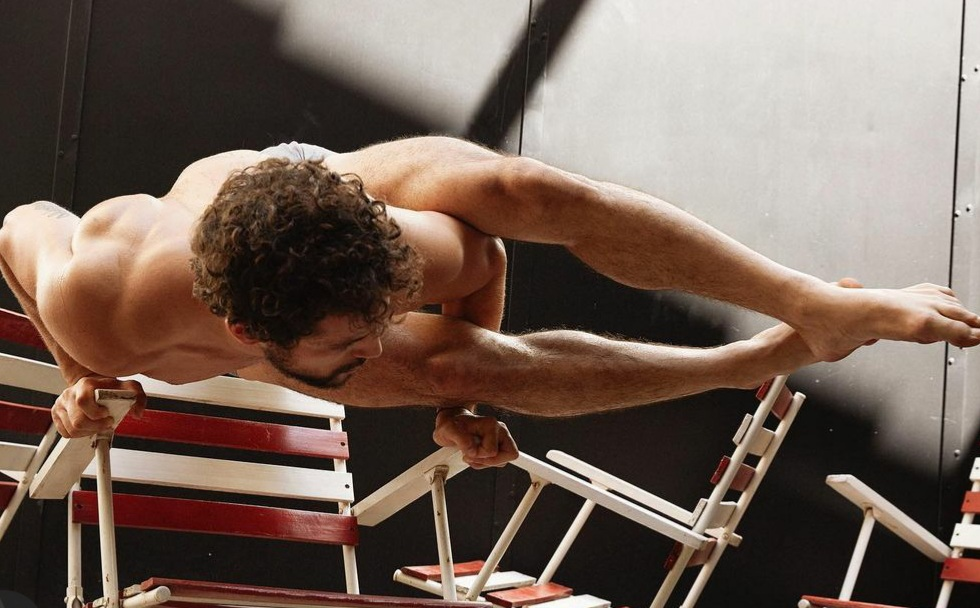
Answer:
[
  {"left": 0, "top": 308, "right": 61, "bottom": 543},
  {"left": 62, "top": 372, "right": 360, "bottom": 607},
  {"left": 0, "top": 307, "right": 362, "bottom": 607},
  {"left": 933, "top": 457, "right": 980, "bottom": 606}
]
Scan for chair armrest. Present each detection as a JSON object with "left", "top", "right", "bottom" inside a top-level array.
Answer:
[
  {"left": 30, "top": 390, "right": 136, "bottom": 499},
  {"left": 513, "top": 453, "right": 708, "bottom": 549},
  {"left": 825, "top": 474, "right": 950, "bottom": 562},
  {"left": 352, "top": 448, "right": 467, "bottom": 526},
  {"left": 546, "top": 450, "right": 694, "bottom": 524}
]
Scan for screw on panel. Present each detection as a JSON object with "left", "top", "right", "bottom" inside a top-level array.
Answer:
[
  {"left": 948, "top": 357, "right": 956, "bottom": 365},
  {"left": 955, "top": 449, "right": 962, "bottom": 458}
]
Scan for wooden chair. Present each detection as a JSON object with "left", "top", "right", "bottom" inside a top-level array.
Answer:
[
  {"left": 354, "top": 376, "right": 806, "bottom": 608},
  {"left": 799, "top": 460, "right": 980, "bottom": 608},
  {"left": 0, "top": 308, "right": 61, "bottom": 544},
  {"left": 0, "top": 308, "right": 490, "bottom": 608}
]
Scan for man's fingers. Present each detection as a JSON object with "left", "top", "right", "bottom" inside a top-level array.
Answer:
[{"left": 120, "top": 380, "right": 147, "bottom": 418}]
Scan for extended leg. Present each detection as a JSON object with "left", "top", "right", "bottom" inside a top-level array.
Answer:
[{"left": 344, "top": 137, "right": 980, "bottom": 361}]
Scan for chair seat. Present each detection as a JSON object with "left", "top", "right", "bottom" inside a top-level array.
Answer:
[
  {"left": 799, "top": 595, "right": 910, "bottom": 608},
  {"left": 91, "top": 578, "right": 494, "bottom": 608},
  {"left": 486, "top": 582, "right": 572, "bottom": 608}
]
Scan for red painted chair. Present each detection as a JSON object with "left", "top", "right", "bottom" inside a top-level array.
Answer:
[
  {"left": 0, "top": 308, "right": 61, "bottom": 544},
  {"left": 799, "top": 462, "right": 980, "bottom": 608},
  {"left": 0, "top": 308, "right": 490, "bottom": 608},
  {"left": 353, "top": 377, "right": 806, "bottom": 608}
]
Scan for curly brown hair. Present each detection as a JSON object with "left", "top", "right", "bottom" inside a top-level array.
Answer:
[{"left": 190, "top": 158, "right": 422, "bottom": 348}]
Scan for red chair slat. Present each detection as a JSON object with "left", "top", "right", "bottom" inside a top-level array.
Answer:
[
  {"left": 0, "top": 309, "right": 46, "bottom": 350},
  {"left": 487, "top": 583, "right": 573, "bottom": 608},
  {"left": 0, "top": 481, "right": 17, "bottom": 509},
  {"left": 798, "top": 596, "right": 908, "bottom": 608},
  {"left": 400, "top": 560, "right": 487, "bottom": 582},
  {"left": 114, "top": 409, "right": 348, "bottom": 460},
  {"left": 756, "top": 379, "right": 793, "bottom": 420},
  {"left": 71, "top": 491, "right": 359, "bottom": 546},
  {"left": 137, "top": 578, "right": 490, "bottom": 608},
  {"left": 941, "top": 556, "right": 980, "bottom": 583},
  {"left": 962, "top": 491, "right": 980, "bottom": 514},
  {"left": 0, "top": 400, "right": 52, "bottom": 435},
  {"left": 710, "top": 456, "right": 756, "bottom": 492},
  {"left": 662, "top": 539, "right": 717, "bottom": 571}
]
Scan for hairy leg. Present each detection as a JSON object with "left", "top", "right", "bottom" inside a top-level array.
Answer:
[{"left": 348, "top": 137, "right": 980, "bottom": 361}]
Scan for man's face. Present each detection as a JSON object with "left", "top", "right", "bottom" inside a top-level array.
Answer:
[{"left": 263, "top": 314, "right": 384, "bottom": 389}]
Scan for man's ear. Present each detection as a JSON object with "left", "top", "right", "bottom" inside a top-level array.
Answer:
[{"left": 226, "top": 320, "right": 261, "bottom": 345}]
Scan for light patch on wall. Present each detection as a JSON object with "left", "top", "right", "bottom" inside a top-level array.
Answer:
[{"left": 231, "top": 0, "right": 529, "bottom": 134}]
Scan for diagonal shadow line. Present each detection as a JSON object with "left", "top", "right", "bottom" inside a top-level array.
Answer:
[{"left": 465, "top": 0, "right": 591, "bottom": 149}]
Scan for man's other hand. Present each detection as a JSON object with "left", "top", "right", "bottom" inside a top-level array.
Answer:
[{"left": 432, "top": 407, "right": 518, "bottom": 469}]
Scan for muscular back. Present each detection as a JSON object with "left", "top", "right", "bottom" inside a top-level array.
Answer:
[{"left": 1, "top": 145, "right": 506, "bottom": 384}]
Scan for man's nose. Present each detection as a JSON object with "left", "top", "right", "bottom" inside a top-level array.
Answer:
[{"left": 350, "top": 334, "right": 383, "bottom": 359}]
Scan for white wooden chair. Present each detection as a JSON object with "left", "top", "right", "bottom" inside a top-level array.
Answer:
[
  {"left": 354, "top": 376, "right": 806, "bottom": 608},
  {"left": 0, "top": 308, "right": 61, "bottom": 545},
  {"left": 799, "top": 461, "right": 980, "bottom": 608},
  {"left": 0, "top": 308, "right": 490, "bottom": 608}
]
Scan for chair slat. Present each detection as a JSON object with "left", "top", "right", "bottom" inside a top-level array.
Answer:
[
  {"left": 71, "top": 491, "right": 358, "bottom": 546},
  {"left": 133, "top": 374, "right": 346, "bottom": 421},
  {"left": 962, "top": 491, "right": 980, "bottom": 514},
  {"left": 942, "top": 556, "right": 980, "bottom": 583},
  {"left": 971, "top": 458, "right": 980, "bottom": 483},
  {"left": 731, "top": 414, "right": 775, "bottom": 456},
  {"left": 487, "top": 583, "right": 573, "bottom": 608},
  {"left": 798, "top": 596, "right": 907, "bottom": 608},
  {"left": 115, "top": 409, "right": 348, "bottom": 460},
  {"left": 710, "top": 456, "right": 755, "bottom": 493},
  {"left": 81, "top": 448, "right": 354, "bottom": 503},
  {"left": 0, "top": 353, "right": 65, "bottom": 396},
  {"left": 401, "top": 560, "right": 488, "bottom": 582},
  {"left": 0, "top": 400, "right": 52, "bottom": 435},
  {"left": 534, "top": 595, "right": 611, "bottom": 608},
  {"left": 0, "top": 442, "right": 37, "bottom": 472},
  {"left": 951, "top": 522, "right": 980, "bottom": 550},
  {"left": 141, "top": 578, "right": 491, "bottom": 608},
  {"left": 663, "top": 539, "right": 717, "bottom": 571},
  {"left": 0, "top": 481, "right": 16, "bottom": 509},
  {"left": 755, "top": 379, "right": 793, "bottom": 420},
  {"left": 0, "top": 309, "right": 46, "bottom": 350}
]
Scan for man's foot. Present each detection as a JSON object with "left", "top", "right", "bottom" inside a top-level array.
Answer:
[{"left": 793, "top": 281, "right": 980, "bottom": 362}]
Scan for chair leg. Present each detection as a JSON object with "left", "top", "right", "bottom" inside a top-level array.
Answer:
[
  {"left": 839, "top": 509, "right": 876, "bottom": 600},
  {"left": 95, "top": 435, "right": 120, "bottom": 608},
  {"left": 66, "top": 482, "right": 84, "bottom": 608},
  {"left": 427, "top": 465, "right": 457, "bottom": 601},
  {"left": 466, "top": 478, "right": 548, "bottom": 601},
  {"left": 538, "top": 499, "right": 596, "bottom": 585}
]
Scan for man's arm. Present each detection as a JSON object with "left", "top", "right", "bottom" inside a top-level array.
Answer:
[
  {"left": 0, "top": 202, "right": 145, "bottom": 436},
  {"left": 342, "top": 136, "right": 980, "bottom": 361},
  {"left": 1, "top": 202, "right": 95, "bottom": 383}
]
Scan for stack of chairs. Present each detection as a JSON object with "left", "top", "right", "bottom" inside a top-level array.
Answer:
[
  {"left": 0, "top": 307, "right": 490, "bottom": 608},
  {"left": 354, "top": 376, "right": 806, "bottom": 608},
  {"left": 799, "top": 459, "right": 980, "bottom": 608}
]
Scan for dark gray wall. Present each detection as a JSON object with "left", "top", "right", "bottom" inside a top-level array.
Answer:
[{"left": 1, "top": 0, "right": 978, "bottom": 606}]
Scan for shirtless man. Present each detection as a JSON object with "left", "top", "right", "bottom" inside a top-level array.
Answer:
[{"left": 2, "top": 138, "right": 978, "bottom": 468}]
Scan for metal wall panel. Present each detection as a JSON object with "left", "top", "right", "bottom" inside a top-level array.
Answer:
[
  {"left": 946, "top": 0, "right": 980, "bottom": 604},
  {"left": 511, "top": 0, "right": 964, "bottom": 605}
]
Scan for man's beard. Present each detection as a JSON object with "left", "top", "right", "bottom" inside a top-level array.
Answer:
[{"left": 264, "top": 345, "right": 365, "bottom": 389}]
